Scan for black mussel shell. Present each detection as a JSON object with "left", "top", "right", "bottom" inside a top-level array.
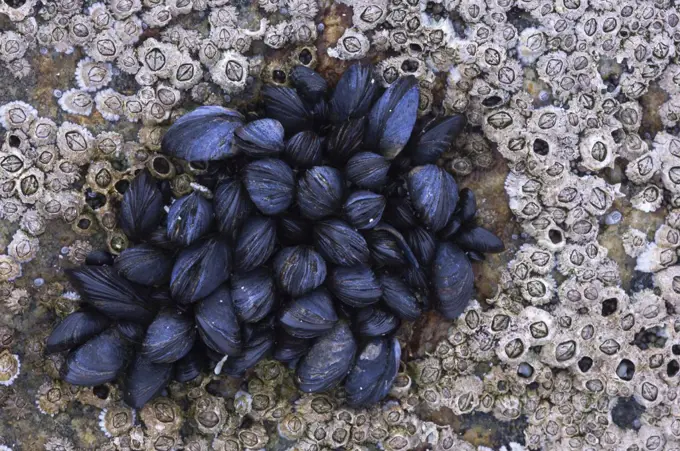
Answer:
[
  {"left": 279, "top": 288, "right": 338, "bottom": 339},
  {"left": 221, "top": 323, "right": 274, "bottom": 377},
  {"left": 149, "top": 288, "right": 173, "bottom": 307},
  {"left": 457, "top": 188, "right": 477, "bottom": 224},
  {"left": 346, "top": 152, "right": 390, "bottom": 191},
  {"left": 234, "top": 216, "right": 277, "bottom": 272},
  {"left": 284, "top": 131, "right": 324, "bottom": 168},
  {"left": 195, "top": 284, "right": 241, "bottom": 355},
  {"left": 355, "top": 307, "right": 399, "bottom": 337},
  {"left": 328, "top": 265, "right": 382, "bottom": 308},
  {"left": 167, "top": 192, "right": 214, "bottom": 246},
  {"left": 161, "top": 106, "right": 244, "bottom": 161},
  {"left": 61, "top": 328, "right": 131, "bottom": 386},
  {"left": 85, "top": 250, "right": 114, "bottom": 266},
  {"left": 343, "top": 191, "right": 386, "bottom": 230},
  {"left": 296, "top": 321, "right": 357, "bottom": 393},
  {"left": 263, "top": 86, "right": 310, "bottom": 135},
  {"left": 235, "top": 118, "right": 285, "bottom": 157},
  {"left": 290, "top": 65, "right": 328, "bottom": 103},
  {"left": 231, "top": 268, "right": 276, "bottom": 323},
  {"left": 141, "top": 308, "right": 196, "bottom": 363},
  {"left": 114, "top": 245, "right": 173, "bottom": 286},
  {"left": 119, "top": 171, "right": 164, "bottom": 241},
  {"left": 467, "top": 250, "right": 485, "bottom": 261},
  {"left": 408, "top": 164, "right": 459, "bottom": 232},
  {"left": 434, "top": 242, "right": 474, "bottom": 319},
  {"left": 297, "top": 166, "right": 345, "bottom": 220},
  {"left": 345, "top": 337, "right": 400, "bottom": 407},
  {"left": 147, "top": 227, "right": 175, "bottom": 250},
  {"left": 407, "top": 115, "right": 465, "bottom": 165},
  {"left": 278, "top": 215, "right": 312, "bottom": 246},
  {"left": 384, "top": 197, "right": 417, "bottom": 230},
  {"left": 46, "top": 310, "right": 111, "bottom": 354},
  {"left": 379, "top": 273, "right": 421, "bottom": 321},
  {"left": 365, "top": 76, "right": 419, "bottom": 160},
  {"left": 273, "top": 246, "right": 327, "bottom": 297},
  {"left": 403, "top": 265, "right": 430, "bottom": 294},
  {"left": 326, "top": 118, "right": 365, "bottom": 165},
  {"left": 243, "top": 158, "right": 295, "bottom": 215},
  {"left": 366, "top": 223, "right": 418, "bottom": 268},
  {"left": 68, "top": 266, "right": 156, "bottom": 323},
  {"left": 273, "top": 331, "right": 310, "bottom": 365},
  {"left": 123, "top": 354, "right": 174, "bottom": 409},
  {"left": 314, "top": 219, "right": 369, "bottom": 266},
  {"left": 406, "top": 227, "right": 436, "bottom": 266},
  {"left": 440, "top": 216, "right": 463, "bottom": 241},
  {"left": 170, "top": 237, "right": 231, "bottom": 304},
  {"left": 174, "top": 345, "right": 204, "bottom": 383},
  {"left": 116, "top": 322, "right": 147, "bottom": 347},
  {"left": 330, "top": 63, "right": 379, "bottom": 123},
  {"left": 214, "top": 177, "right": 254, "bottom": 238},
  {"left": 455, "top": 226, "right": 505, "bottom": 254}
]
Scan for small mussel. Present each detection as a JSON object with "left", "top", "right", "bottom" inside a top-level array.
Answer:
[
  {"left": 243, "top": 158, "right": 295, "bottom": 215},
  {"left": 284, "top": 131, "right": 324, "bottom": 168},
  {"left": 328, "top": 265, "right": 382, "bottom": 307},
  {"left": 355, "top": 307, "right": 400, "bottom": 337},
  {"left": 141, "top": 308, "right": 196, "bottom": 363},
  {"left": 114, "top": 245, "right": 173, "bottom": 286},
  {"left": 195, "top": 285, "right": 241, "bottom": 355},
  {"left": 46, "top": 310, "right": 111, "bottom": 354},
  {"left": 407, "top": 115, "right": 466, "bottom": 165},
  {"left": 379, "top": 273, "right": 421, "bottom": 321},
  {"left": 170, "top": 237, "right": 231, "bottom": 304},
  {"left": 345, "top": 337, "right": 400, "bottom": 406},
  {"left": 231, "top": 268, "right": 276, "bottom": 323},
  {"left": 213, "top": 177, "right": 254, "bottom": 238},
  {"left": 290, "top": 65, "right": 328, "bottom": 103},
  {"left": 345, "top": 152, "right": 390, "bottom": 191},
  {"left": 166, "top": 192, "right": 214, "bottom": 246},
  {"left": 119, "top": 171, "right": 164, "bottom": 241},
  {"left": 297, "top": 166, "right": 344, "bottom": 220},
  {"left": 123, "top": 354, "right": 174, "bottom": 409},
  {"left": 408, "top": 164, "right": 459, "bottom": 232},
  {"left": 343, "top": 191, "right": 386, "bottom": 230},
  {"left": 234, "top": 216, "right": 277, "bottom": 272},
  {"left": 221, "top": 322, "right": 274, "bottom": 377},
  {"left": 235, "top": 118, "right": 285, "bottom": 157},
  {"left": 61, "top": 328, "right": 132, "bottom": 386},
  {"left": 279, "top": 288, "right": 338, "bottom": 339},
  {"left": 273, "top": 246, "right": 327, "bottom": 297},
  {"left": 433, "top": 242, "right": 474, "bottom": 319},
  {"left": 314, "top": 219, "right": 369, "bottom": 267},
  {"left": 174, "top": 345, "right": 204, "bottom": 383}
]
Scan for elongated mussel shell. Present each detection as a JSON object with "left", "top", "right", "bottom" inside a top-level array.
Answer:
[
  {"left": 457, "top": 187, "right": 477, "bottom": 224},
  {"left": 314, "top": 219, "right": 369, "bottom": 266},
  {"left": 114, "top": 245, "right": 173, "bottom": 286},
  {"left": 273, "top": 331, "right": 310, "bottom": 365},
  {"left": 234, "top": 216, "right": 277, "bottom": 272},
  {"left": 243, "top": 158, "right": 295, "bottom": 215},
  {"left": 273, "top": 246, "right": 327, "bottom": 297},
  {"left": 278, "top": 215, "right": 312, "bottom": 246},
  {"left": 290, "top": 66, "right": 328, "bottom": 103},
  {"left": 231, "top": 268, "right": 276, "bottom": 323},
  {"left": 328, "top": 265, "right": 382, "bottom": 307},
  {"left": 141, "top": 308, "right": 196, "bottom": 363},
  {"left": 343, "top": 191, "right": 385, "bottom": 230},
  {"left": 279, "top": 288, "right": 338, "bottom": 339},
  {"left": 263, "top": 86, "right": 310, "bottom": 135},
  {"left": 161, "top": 106, "right": 244, "bottom": 161},
  {"left": 365, "top": 76, "right": 419, "bottom": 160},
  {"left": 221, "top": 322, "right": 274, "bottom": 377},
  {"left": 174, "top": 345, "right": 204, "bottom": 383},
  {"left": 345, "top": 337, "right": 400, "bottom": 406},
  {"left": 284, "top": 131, "right": 323, "bottom": 168},
  {"left": 326, "top": 118, "right": 365, "bottom": 165},
  {"left": 296, "top": 321, "right": 357, "bottom": 392},
  {"left": 408, "top": 164, "right": 459, "bottom": 232},
  {"left": 195, "top": 285, "right": 241, "bottom": 355},
  {"left": 46, "top": 310, "right": 110, "bottom": 354},
  {"left": 434, "top": 242, "right": 474, "bottom": 319},
  {"left": 167, "top": 192, "right": 214, "bottom": 246},
  {"left": 61, "top": 328, "right": 131, "bottom": 386},
  {"left": 407, "top": 115, "right": 465, "bottom": 165},
  {"left": 379, "top": 273, "right": 421, "bottom": 321},
  {"left": 119, "top": 171, "right": 164, "bottom": 241},
  {"left": 86, "top": 250, "right": 114, "bottom": 266},
  {"left": 68, "top": 266, "right": 156, "bottom": 323},
  {"left": 455, "top": 226, "right": 504, "bottom": 254},
  {"left": 355, "top": 307, "right": 399, "bottom": 337},
  {"left": 170, "top": 237, "right": 231, "bottom": 304},
  {"left": 214, "top": 177, "right": 253, "bottom": 238},
  {"left": 366, "top": 223, "right": 418, "bottom": 268},
  {"left": 123, "top": 354, "right": 174, "bottom": 409},
  {"left": 330, "top": 63, "right": 379, "bottom": 123},
  {"left": 297, "top": 166, "right": 344, "bottom": 220},
  {"left": 346, "top": 152, "right": 390, "bottom": 191},
  {"left": 235, "top": 118, "right": 285, "bottom": 157},
  {"left": 406, "top": 227, "right": 436, "bottom": 266}
]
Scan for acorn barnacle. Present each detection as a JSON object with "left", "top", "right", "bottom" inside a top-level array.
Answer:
[{"left": 46, "top": 63, "right": 503, "bottom": 408}]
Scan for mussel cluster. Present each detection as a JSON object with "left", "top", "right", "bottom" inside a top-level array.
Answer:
[{"left": 47, "top": 63, "right": 503, "bottom": 409}]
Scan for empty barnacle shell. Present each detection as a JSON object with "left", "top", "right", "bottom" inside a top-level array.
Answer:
[
  {"left": 123, "top": 353, "right": 173, "bottom": 409},
  {"left": 454, "top": 226, "right": 505, "bottom": 254},
  {"left": 221, "top": 322, "right": 274, "bottom": 377},
  {"left": 61, "top": 328, "right": 132, "bottom": 386},
  {"left": 235, "top": 119, "right": 285, "bottom": 157},
  {"left": 284, "top": 130, "right": 323, "bottom": 168},
  {"left": 114, "top": 245, "right": 173, "bottom": 286},
  {"left": 262, "top": 86, "right": 310, "bottom": 135},
  {"left": 297, "top": 166, "right": 344, "bottom": 220},
  {"left": 231, "top": 268, "right": 276, "bottom": 323},
  {"left": 68, "top": 266, "right": 156, "bottom": 323},
  {"left": 296, "top": 321, "right": 357, "bottom": 392},
  {"left": 314, "top": 219, "right": 369, "bottom": 266},
  {"left": 410, "top": 165, "right": 459, "bottom": 232},
  {"left": 346, "top": 152, "right": 390, "bottom": 191},
  {"left": 345, "top": 337, "right": 400, "bottom": 406},
  {"left": 407, "top": 115, "right": 466, "bottom": 165},
  {"left": 170, "top": 237, "right": 231, "bottom": 304},
  {"left": 161, "top": 106, "right": 244, "bottom": 161},
  {"left": 343, "top": 190, "right": 386, "bottom": 230},
  {"left": 273, "top": 245, "right": 327, "bottom": 297},
  {"left": 433, "top": 243, "right": 474, "bottom": 320},
  {"left": 328, "top": 265, "right": 382, "bottom": 307},
  {"left": 195, "top": 285, "right": 241, "bottom": 355},
  {"left": 243, "top": 158, "right": 295, "bottom": 215},
  {"left": 355, "top": 307, "right": 399, "bottom": 337},
  {"left": 290, "top": 65, "right": 327, "bottom": 103},
  {"left": 141, "top": 308, "right": 196, "bottom": 364},
  {"left": 379, "top": 273, "right": 421, "bottom": 321},
  {"left": 119, "top": 171, "right": 164, "bottom": 241},
  {"left": 326, "top": 118, "right": 365, "bottom": 164},
  {"left": 279, "top": 287, "right": 338, "bottom": 339},
  {"left": 329, "top": 62, "right": 378, "bottom": 123},
  {"left": 234, "top": 216, "right": 277, "bottom": 272},
  {"left": 46, "top": 310, "right": 111, "bottom": 354}
]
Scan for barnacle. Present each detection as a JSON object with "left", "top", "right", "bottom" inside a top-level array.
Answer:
[
  {"left": 0, "top": 350, "right": 20, "bottom": 386},
  {"left": 35, "top": 380, "right": 69, "bottom": 416}
]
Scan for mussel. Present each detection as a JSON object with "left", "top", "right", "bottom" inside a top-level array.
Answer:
[
  {"left": 273, "top": 246, "right": 327, "bottom": 297},
  {"left": 343, "top": 191, "right": 386, "bottom": 230},
  {"left": 290, "top": 65, "right": 328, "bottom": 103},
  {"left": 407, "top": 115, "right": 465, "bottom": 165},
  {"left": 195, "top": 285, "right": 241, "bottom": 355},
  {"left": 263, "top": 86, "right": 310, "bottom": 134},
  {"left": 345, "top": 152, "right": 390, "bottom": 191},
  {"left": 235, "top": 118, "right": 285, "bottom": 157},
  {"left": 170, "top": 237, "right": 231, "bottom": 304},
  {"left": 433, "top": 242, "right": 474, "bottom": 319},
  {"left": 221, "top": 322, "right": 274, "bottom": 377},
  {"left": 408, "top": 164, "right": 459, "bottom": 232},
  {"left": 141, "top": 307, "right": 196, "bottom": 363},
  {"left": 314, "top": 219, "right": 369, "bottom": 266},
  {"left": 119, "top": 171, "right": 164, "bottom": 241},
  {"left": 114, "top": 245, "right": 173, "bottom": 286},
  {"left": 379, "top": 273, "right": 421, "bottom": 321},
  {"left": 328, "top": 265, "right": 382, "bottom": 307},
  {"left": 123, "top": 354, "right": 174, "bottom": 409},
  {"left": 61, "top": 328, "right": 131, "bottom": 386},
  {"left": 213, "top": 177, "right": 254, "bottom": 238},
  {"left": 166, "top": 192, "right": 214, "bottom": 246},
  {"left": 284, "top": 130, "right": 323, "bottom": 168},
  {"left": 355, "top": 307, "right": 399, "bottom": 337},
  {"left": 329, "top": 63, "right": 379, "bottom": 123},
  {"left": 345, "top": 337, "right": 400, "bottom": 406},
  {"left": 243, "top": 158, "right": 295, "bottom": 215},
  {"left": 234, "top": 216, "right": 277, "bottom": 272},
  {"left": 279, "top": 288, "right": 338, "bottom": 339},
  {"left": 454, "top": 226, "right": 505, "bottom": 254},
  {"left": 46, "top": 310, "right": 111, "bottom": 354},
  {"left": 297, "top": 166, "right": 344, "bottom": 220},
  {"left": 231, "top": 268, "right": 276, "bottom": 323}
]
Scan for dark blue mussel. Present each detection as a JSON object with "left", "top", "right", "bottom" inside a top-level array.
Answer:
[
  {"left": 221, "top": 322, "right": 274, "bottom": 377},
  {"left": 314, "top": 219, "right": 369, "bottom": 267},
  {"left": 346, "top": 152, "right": 390, "bottom": 191},
  {"left": 457, "top": 187, "right": 477, "bottom": 224},
  {"left": 273, "top": 331, "right": 310, "bottom": 366},
  {"left": 141, "top": 307, "right": 196, "bottom": 363},
  {"left": 355, "top": 307, "right": 399, "bottom": 337},
  {"left": 380, "top": 273, "right": 421, "bottom": 321},
  {"left": 195, "top": 285, "right": 241, "bottom": 355},
  {"left": 408, "top": 164, "right": 459, "bottom": 232},
  {"left": 174, "top": 344, "right": 204, "bottom": 383},
  {"left": 213, "top": 177, "right": 253, "bottom": 238},
  {"left": 123, "top": 353, "right": 174, "bottom": 409},
  {"left": 273, "top": 246, "right": 327, "bottom": 297},
  {"left": 366, "top": 223, "right": 418, "bottom": 268},
  {"left": 61, "top": 327, "right": 132, "bottom": 386},
  {"left": 284, "top": 131, "right": 324, "bottom": 168},
  {"left": 166, "top": 192, "right": 214, "bottom": 246},
  {"left": 119, "top": 171, "right": 164, "bottom": 241},
  {"left": 85, "top": 250, "right": 114, "bottom": 266},
  {"left": 263, "top": 86, "right": 310, "bottom": 135},
  {"left": 234, "top": 216, "right": 277, "bottom": 272},
  {"left": 330, "top": 63, "right": 379, "bottom": 123},
  {"left": 170, "top": 237, "right": 231, "bottom": 304},
  {"left": 407, "top": 115, "right": 466, "bottom": 165},
  {"left": 161, "top": 106, "right": 244, "bottom": 161},
  {"left": 114, "top": 244, "right": 173, "bottom": 286},
  {"left": 231, "top": 268, "right": 276, "bottom": 323},
  {"left": 279, "top": 287, "right": 338, "bottom": 339},
  {"left": 433, "top": 242, "right": 474, "bottom": 319},
  {"left": 328, "top": 265, "right": 382, "bottom": 308},
  {"left": 343, "top": 191, "right": 386, "bottom": 230},
  {"left": 290, "top": 65, "right": 328, "bottom": 103},
  {"left": 455, "top": 226, "right": 505, "bottom": 254},
  {"left": 235, "top": 118, "right": 285, "bottom": 157},
  {"left": 406, "top": 227, "right": 436, "bottom": 266},
  {"left": 345, "top": 337, "right": 400, "bottom": 407},
  {"left": 297, "top": 166, "right": 344, "bottom": 220},
  {"left": 46, "top": 310, "right": 110, "bottom": 354},
  {"left": 326, "top": 118, "right": 365, "bottom": 165},
  {"left": 243, "top": 158, "right": 295, "bottom": 215}
]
